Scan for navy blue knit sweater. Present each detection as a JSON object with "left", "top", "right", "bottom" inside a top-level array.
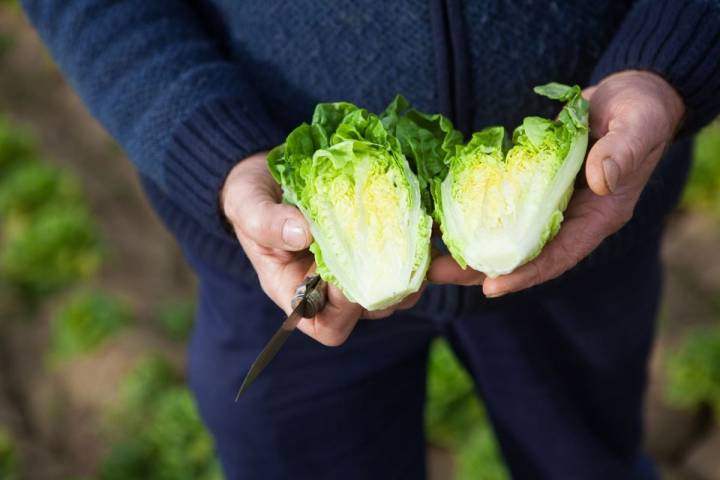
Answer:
[{"left": 21, "top": 0, "right": 720, "bottom": 277}]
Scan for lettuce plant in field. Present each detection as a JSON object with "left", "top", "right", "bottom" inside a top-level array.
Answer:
[
  {"left": 52, "top": 289, "right": 129, "bottom": 359},
  {"left": 0, "top": 204, "right": 101, "bottom": 295},
  {"left": 268, "top": 101, "right": 432, "bottom": 310}
]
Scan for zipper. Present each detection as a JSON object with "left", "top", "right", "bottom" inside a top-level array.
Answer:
[{"left": 429, "top": 0, "right": 472, "bottom": 134}]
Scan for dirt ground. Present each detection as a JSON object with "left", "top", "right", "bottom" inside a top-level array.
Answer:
[
  {"left": 0, "top": 8, "right": 194, "bottom": 479},
  {"left": 1, "top": 7, "right": 719, "bottom": 480}
]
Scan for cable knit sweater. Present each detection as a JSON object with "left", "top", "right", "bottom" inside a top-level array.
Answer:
[{"left": 21, "top": 0, "right": 720, "bottom": 276}]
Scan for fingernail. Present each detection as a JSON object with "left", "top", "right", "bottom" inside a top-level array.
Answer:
[
  {"left": 282, "top": 219, "right": 307, "bottom": 249},
  {"left": 483, "top": 287, "right": 506, "bottom": 298},
  {"left": 602, "top": 157, "right": 620, "bottom": 193},
  {"left": 485, "top": 291, "right": 506, "bottom": 299}
]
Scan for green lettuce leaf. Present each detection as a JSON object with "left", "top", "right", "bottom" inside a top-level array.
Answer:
[
  {"left": 268, "top": 100, "right": 432, "bottom": 310},
  {"left": 432, "top": 83, "right": 589, "bottom": 277}
]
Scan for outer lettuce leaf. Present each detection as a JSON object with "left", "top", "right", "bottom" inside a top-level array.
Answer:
[
  {"left": 433, "top": 83, "right": 589, "bottom": 277},
  {"left": 382, "top": 96, "right": 463, "bottom": 210},
  {"left": 268, "top": 101, "right": 432, "bottom": 310}
]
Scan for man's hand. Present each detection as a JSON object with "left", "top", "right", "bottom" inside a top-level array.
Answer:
[
  {"left": 430, "top": 70, "right": 685, "bottom": 296},
  {"left": 222, "top": 153, "right": 421, "bottom": 346}
]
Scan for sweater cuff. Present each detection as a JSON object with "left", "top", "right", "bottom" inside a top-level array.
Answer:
[
  {"left": 164, "top": 98, "right": 286, "bottom": 239},
  {"left": 591, "top": 0, "right": 720, "bottom": 135}
]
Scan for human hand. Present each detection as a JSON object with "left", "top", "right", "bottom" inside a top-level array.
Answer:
[
  {"left": 430, "top": 70, "right": 685, "bottom": 297},
  {"left": 221, "top": 153, "right": 422, "bottom": 345}
]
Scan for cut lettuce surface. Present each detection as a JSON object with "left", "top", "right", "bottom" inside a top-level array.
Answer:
[
  {"left": 267, "top": 101, "right": 432, "bottom": 311},
  {"left": 391, "top": 83, "right": 589, "bottom": 278},
  {"left": 435, "top": 83, "right": 589, "bottom": 277}
]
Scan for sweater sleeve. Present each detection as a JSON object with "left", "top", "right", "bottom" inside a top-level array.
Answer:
[
  {"left": 591, "top": 0, "right": 720, "bottom": 135},
  {"left": 21, "top": 0, "right": 286, "bottom": 239}
]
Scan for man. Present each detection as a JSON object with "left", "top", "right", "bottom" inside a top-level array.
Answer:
[{"left": 22, "top": 1, "right": 720, "bottom": 478}]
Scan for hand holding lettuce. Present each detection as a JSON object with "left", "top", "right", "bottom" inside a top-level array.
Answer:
[
  {"left": 267, "top": 102, "right": 433, "bottom": 311},
  {"left": 427, "top": 84, "right": 589, "bottom": 277},
  {"left": 267, "top": 83, "right": 589, "bottom": 311},
  {"left": 430, "top": 71, "right": 684, "bottom": 297}
]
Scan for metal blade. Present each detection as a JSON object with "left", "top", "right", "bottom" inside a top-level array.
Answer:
[{"left": 235, "top": 305, "right": 305, "bottom": 401}]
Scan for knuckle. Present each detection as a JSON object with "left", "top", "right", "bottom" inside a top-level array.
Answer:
[
  {"left": 623, "top": 133, "right": 646, "bottom": 170},
  {"left": 527, "top": 261, "right": 544, "bottom": 289},
  {"left": 313, "top": 315, "right": 352, "bottom": 346},
  {"left": 244, "top": 215, "right": 268, "bottom": 241},
  {"left": 317, "top": 329, "right": 349, "bottom": 347},
  {"left": 555, "top": 240, "right": 581, "bottom": 273}
]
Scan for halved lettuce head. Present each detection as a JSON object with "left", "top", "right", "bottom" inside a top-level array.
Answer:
[
  {"left": 267, "top": 101, "right": 432, "bottom": 311},
  {"left": 433, "top": 83, "right": 589, "bottom": 277},
  {"left": 386, "top": 83, "right": 589, "bottom": 278}
]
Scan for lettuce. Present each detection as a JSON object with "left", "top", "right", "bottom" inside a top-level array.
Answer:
[
  {"left": 391, "top": 83, "right": 589, "bottom": 278},
  {"left": 268, "top": 101, "right": 432, "bottom": 310},
  {"left": 436, "top": 83, "right": 589, "bottom": 277}
]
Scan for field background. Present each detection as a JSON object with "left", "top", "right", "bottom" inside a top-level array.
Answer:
[{"left": 1, "top": 5, "right": 719, "bottom": 480}]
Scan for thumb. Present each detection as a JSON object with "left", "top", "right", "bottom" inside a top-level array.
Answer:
[
  {"left": 240, "top": 199, "right": 312, "bottom": 251},
  {"left": 224, "top": 164, "right": 312, "bottom": 250},
  {"left": 584, "top": 116, "right": 664, "bottom": 196}
]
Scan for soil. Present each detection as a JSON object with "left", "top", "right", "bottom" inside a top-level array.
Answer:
[
  {"left": 0, "top": 7, "right": 194, "bottom": 479},
  {"left": 1, "top": 6, "right": 719, "bottom": 480}
]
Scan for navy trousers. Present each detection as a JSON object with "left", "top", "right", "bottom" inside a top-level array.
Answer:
[{"left": 186, "top": 231, "right": 663, "bottom": 480}]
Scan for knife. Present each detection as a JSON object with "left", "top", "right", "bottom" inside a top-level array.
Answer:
[{"left": 235, "top": 273, "right": 327, "bottom": 400}]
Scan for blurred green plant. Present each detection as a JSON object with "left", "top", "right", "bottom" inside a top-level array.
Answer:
[
  {"left": 683, "top": 122, "right": 720, "bottom": 216},
  {"left": 0, "top": 163, "right": 82, "bottom": 221},
  {"left": 665, "top": 327, "right": 720, "bottom": 416},
  {"left": 156, "top": 300, "right": 196, "bottom": 341},
  {"left": 0, "top": 426, "right": 19, "bottom": 480},
  {"left": 0, "top": 118, "right": 101, "bottom": 299},
  {"left": 0, "top": 204, "right": 101, "bottom": 297},
  {"left": 97, "top": 356, "right": 221, "bottom": 480},
  {"left": 426, "top": 340, "right": 509, "bottom": 480},
  {"left": 51, "top": 289, "right": 129, "bottom": 359},
  {"left": 0, "top": 34, "right": 13, "bottom": 61},
  {"left": 0, "top": 118, "right": 35, "bottom": 172}
]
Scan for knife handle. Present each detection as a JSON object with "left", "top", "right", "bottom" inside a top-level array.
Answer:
[{"left": 291, "top": 273, "right": 326, "bottom": 318}]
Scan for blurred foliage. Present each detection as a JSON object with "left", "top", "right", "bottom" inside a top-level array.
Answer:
[
  {"left": 0, "top": 118, "right": 101, "bottom": 299},
  {"left": 97, "top": 356, "right": 221, "bottom": 480},
  {"left": 426, "top": 340, "right": 509, "bottom": 480},
  {"left": 665, "top": 327, "right": 720, "bottom": 416},
  {"left": 0, "top": 34, "right": 13, "bottom": 61},
  {"left": 0, "top": 427, "right": 18, "bottom": 480},
  {"left": 0, "top": 204, "right": 100, "bottom": 297},
  {"left": 666, "top": 120, "right": 720, "bottom": 419},
  {"left": 0, "top": 163, "right": 82, "bottom": 220},
  {"left": 156, "top": 300, "right": 196, "bottom": 341},
  {"left": 683, "top": 122, "right": 720, "bottom": 216},
  {"left": 51, "top": 289, "right": 129, "bottom": 359},
  {"left": 0, "top": 118, "right": 35, "bottom": 172}
]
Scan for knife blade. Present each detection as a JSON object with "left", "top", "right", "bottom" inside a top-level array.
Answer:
[{"left": 235, "top": 274, "right": 326, "bottom": 400}]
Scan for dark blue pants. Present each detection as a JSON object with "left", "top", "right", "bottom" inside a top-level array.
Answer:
[{"left": 186, "top": 233, "right": 662, "bottom": 480}]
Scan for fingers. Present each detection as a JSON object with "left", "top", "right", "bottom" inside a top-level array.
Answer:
[
  {"left": 224, "top": 156, "right": 313, "bottom": 251},
  {"left": 295, "top": 281, "right": 428, "bottom": 345},
  {"left": 583, "top": 74, "right": 681, "bottom": 197},
  {"left": 361, "top": 285, "right": 426, "bottom": 319},
  {"left": 584, "top": 124, "right": 662, "bottom": 196},
  {"left": 297, "top": 284, "right": 362, "bottom": 347},
  {"left": 428, "top": 255, "right": 485, "bottom": 286},
  {"left": 240, "top": 200, "right": 312, "bottom": 251},
  {"left": 482, "top": 189, "right": 625, "bottom": 297}
]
